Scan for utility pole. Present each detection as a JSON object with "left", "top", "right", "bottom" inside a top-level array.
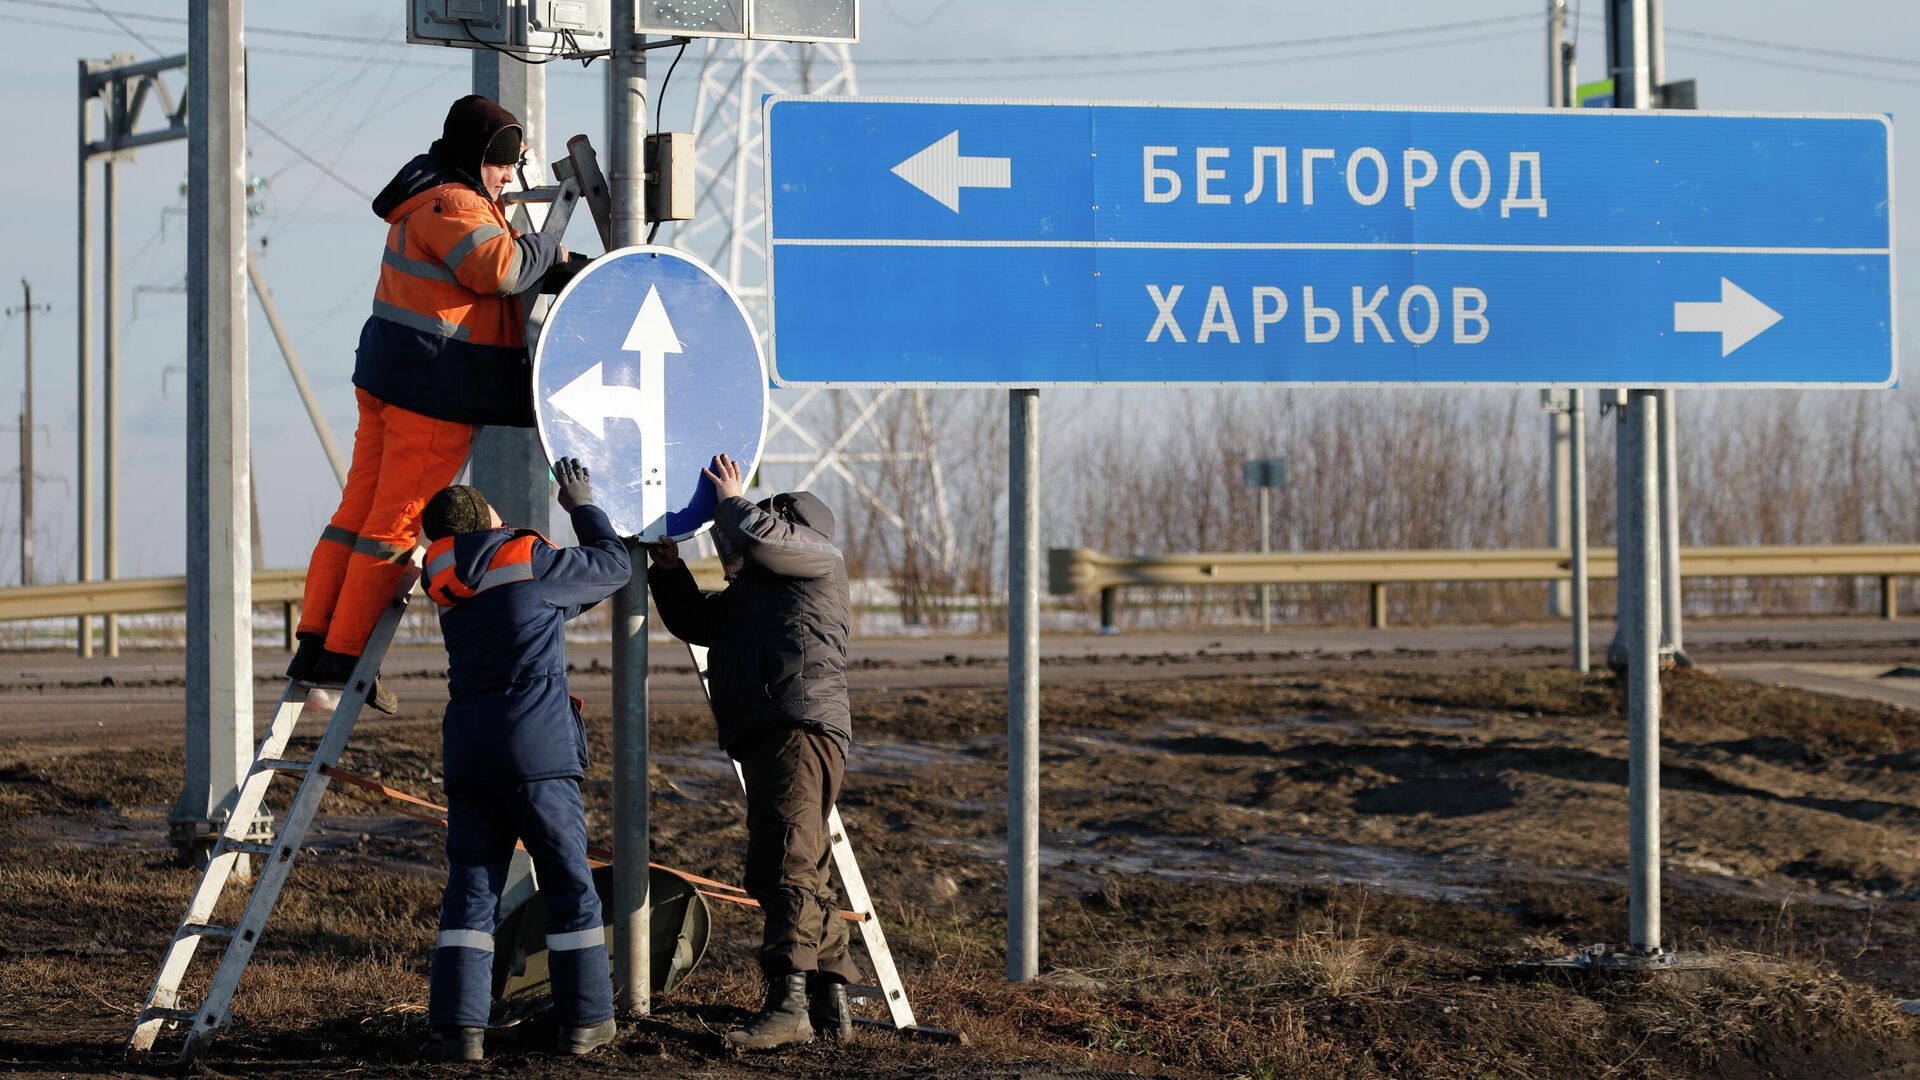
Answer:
[
  {"left": 1544, "top": 1, "right": 1574, "bottom": 619},
  {"left": 1647, "top": 0, "right": 1686, "bottom": 663},
  {"left": 173, "top": 1, "right": 253, "bottom": 865},
  {"left": 4, "top": 281, "right": 50, "bottom": 586},
  {"left": 103, "top": 52, "right": 134, "bottom": 657},
  {"left": 607, "top": 0, "right": 651, "bottom": 1017},
  {"left": 77, "top": 59, "right": 98, "bottom": 657},
  {"left": 470, "top": 49, "right": 552, "bottom": 531},
  {"left": 1548, "top": 0, "right": 1590, "bottom": 670}
]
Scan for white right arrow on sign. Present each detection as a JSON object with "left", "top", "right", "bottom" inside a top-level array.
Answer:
[
  {"left": 1673, "top": 277, "right": 1783, "bottom": 357},
  {"left": 891, "top": 130, "right": 1012, "bottom": 212}
]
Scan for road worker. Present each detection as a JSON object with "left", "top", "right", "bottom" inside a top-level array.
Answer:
[
  {"left": 419, "top": 458, "right": 628, "bottom": 1062},
  {"left": 646, "top": 454, "right": 862, "bottom": 1051},
  {"left": 287, "top": 95, "right": 570, "bottom": 711}
]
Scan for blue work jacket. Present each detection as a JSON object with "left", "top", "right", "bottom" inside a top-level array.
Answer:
[{"left": 425, "top": 504, "right": 630, "bottom": 794}]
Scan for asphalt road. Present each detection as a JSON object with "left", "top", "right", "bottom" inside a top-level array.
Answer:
[{"left": 0, "top": 616, "right": 1914, "bottom": 754}]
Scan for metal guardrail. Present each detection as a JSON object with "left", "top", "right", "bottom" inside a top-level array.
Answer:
[
  {"left": 1050, "top": 544, "right": 1918, "bottom": 628},
  {"left": 0, "top": 559, "right": 727, "bottom": 644}
]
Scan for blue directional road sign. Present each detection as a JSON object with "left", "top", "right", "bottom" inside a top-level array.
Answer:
[
  {"left": 535, "top": 247, "right": 769, "bottom": 541},
  {"left": 765, "top": 97, "right": 1895, "bottom": 388}
]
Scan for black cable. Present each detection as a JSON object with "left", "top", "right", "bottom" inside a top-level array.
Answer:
[
  {"left": 646, "top": 40, "right": 690, "bottom": 246},
  {"left": 462, "top": 19, "right": 565, "bottom": 64}
]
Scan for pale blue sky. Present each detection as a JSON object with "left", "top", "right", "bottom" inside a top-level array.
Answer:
[{"left": 0, "top": 0, "right": 1914, "bottom": 579}]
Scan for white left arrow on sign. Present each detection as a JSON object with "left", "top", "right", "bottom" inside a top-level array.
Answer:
[
  {"left": 546, "top": 283, "right": 682, "bottom": 534},
  {"left": 891, "top": 130, "right": 1012, "bottom": 212},
  {"left": 1673, "top": 277, "right": 1783, "bottom": 357}
]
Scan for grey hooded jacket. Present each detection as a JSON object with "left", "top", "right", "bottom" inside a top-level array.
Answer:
[{"left": 649, "top": 491, "right": 851, "bottom": 753}]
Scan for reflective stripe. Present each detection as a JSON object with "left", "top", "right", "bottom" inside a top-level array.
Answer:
[
  {"left": 545, "top": 926, "right": 604, "bottom": 952},
  {"left": 425, "top": 549, "right": 456, "bottom": 580},
  {"left": 437, "top": 928, "right": 494, "bottom": 952},
  {"left": 370, "top": 300, "right": 471, "bottom": 342},
  {"left": 495, "top": 242, "right": 523, "bottom": 296},
  {"left": 353, "top": 536, "right": 416, "bottom": 564},
  {"left": 445, "top": 224, "right": 506, "bottom": 272},
  {"left": 471, "top": 562, "right": 535, "bottom": 594},
  {"left": 319, "top": 524, "right": 358, "bottom": 547},
  {"left": 382, "top": 244, "right": 459, "bottom": 285}
]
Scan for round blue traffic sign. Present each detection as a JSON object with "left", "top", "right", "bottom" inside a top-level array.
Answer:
[{"left": 534, "top": 246, "right": 768, "bottom": 541}]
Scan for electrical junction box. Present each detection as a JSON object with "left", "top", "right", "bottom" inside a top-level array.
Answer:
[
  {"left": 645, "top": 132, "right": 696, "bottom": 221},
  {"left": 409, "top": 0, "right": 612, "bottom": 56},
  {"left": 636, "top": 0, "right": 857, "bottom": 43}
]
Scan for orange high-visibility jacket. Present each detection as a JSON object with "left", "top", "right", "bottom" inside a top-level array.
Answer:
[{"left": 351, "top": 154, "right": 561, "bottom": 427}]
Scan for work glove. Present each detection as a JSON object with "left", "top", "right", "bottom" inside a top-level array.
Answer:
[
  {"left": 540, "top": 252, "right": 596, "bottom": 294},
  {"left": 553, "top": 457, "right": 594, "bottom": 512}
]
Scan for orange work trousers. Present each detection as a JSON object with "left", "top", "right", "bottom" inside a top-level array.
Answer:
[{"left": 299, "top": 389, "right": 474, "bottom": 656}]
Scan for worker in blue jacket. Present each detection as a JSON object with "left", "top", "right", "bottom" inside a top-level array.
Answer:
[{"left": 418, "top": 457, "right": 630, "bottom": 1063}]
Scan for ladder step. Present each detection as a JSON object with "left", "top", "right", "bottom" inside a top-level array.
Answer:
[
  {"left": 176, "top": 923, "right": 234, "bottom": 942},
  {"left": 138, "top": 1006, "right": 198, "bottom": 1023},
  {"left": 224, "top": 841, "right": 275, "bottom": 857},
  {"left": 253, "top": 758, "right": 311, "bottom": 775}
]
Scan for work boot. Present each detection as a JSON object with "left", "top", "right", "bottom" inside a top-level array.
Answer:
[
  {"left": 560, "top": 1017, "right": 617, "bottom": 1055},
  {"left": 725, "top": 973, "right": 813, "bottom": 1052},
  {"left": 312, "top": 650, "right": 399, "bottom": 715},
  {"left": 285, "top": 633, "right": 326, "bottom": 683},
  {"left": 438, "top": 1026, "right": 484, "bottom": 1063},
  {"left": 807, "top": 973, "right": 854, "bottom": 1042}
]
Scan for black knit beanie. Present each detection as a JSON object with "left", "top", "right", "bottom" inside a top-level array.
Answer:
[{"left": 422, "top": 485, "right": 494, "bottom": 541}]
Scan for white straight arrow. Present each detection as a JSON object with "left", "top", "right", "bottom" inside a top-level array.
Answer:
[
  {"left": 545, "top": 284, "right": 682, "bottom": 535},
  {"left": 1673, "top": 277, "right": 1783, "bottom": 357},
  {"left": 891, "top": 130, "right": 1012, "bottom": 212}
]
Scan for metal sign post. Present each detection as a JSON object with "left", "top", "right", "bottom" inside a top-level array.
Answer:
[
  {"left": 1243, "top": 458, "right": 1286, "bottom": 632},
  {"left": 606, "top": 6, "right": 651, "bottom": 1015},
  {"left": 1006, "top": 388, "right": 1039, "bottom": 981}
]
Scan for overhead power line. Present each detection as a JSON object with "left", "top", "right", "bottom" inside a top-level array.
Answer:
[
  {"left": 1672, "top": 43, "right": 1920, "bottom": 90},
  {"left": 1665, "top": 27, "right": 1920, "bottom": 71},
  {"left": 0, "top": 0, "right": 410, "bottom": 48},
  {"left": 853, "top": 12, "right": 1541, "bottom": 65},
  {"left": 860, "top": 27, "right": 1537, "bottom": 83}
]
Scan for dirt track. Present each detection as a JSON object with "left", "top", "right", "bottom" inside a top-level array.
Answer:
[{"left": 0, "top": 631, "right": 1917, "bottom": 1077}]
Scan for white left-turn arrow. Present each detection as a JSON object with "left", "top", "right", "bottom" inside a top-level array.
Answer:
[
  {"left": 545, "top": 284, "right": 682, "bottom": 532},
  {"left": 1673, "top": 277, "right": 1783, "bottom": 357},
  {"left": 891, "top": 130, "right": 1012, "bottom": 212}
]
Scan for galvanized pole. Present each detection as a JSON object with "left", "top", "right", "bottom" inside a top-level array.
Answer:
[
  {"left": 1570, "top": 389, "right": 1590, "bottom": 672},
  {"left": 104, "top": 112, "right": 121, "bottom": 658},
  {"left": 1626, "top": 390, "right": 1662, "bottom": 952},
  {"left": 1657, "top": 390, "right": 1683, "bottom": 656},
  {"left": 470, "top": 49, "right": 552, "bottom": 530},
  {"left": 174, "top": 0, "right": 252, "bottom": 863},
  {"left": 1007, "top": 387, "right": 1040, "bottom": 981},
  {"left": 1257, "top": 485, "right": 1271, "bottom": 633},
  {"left": 607, "top": 3, "right": 651, "bottom": 1016},
  {"left": 246, "top": 256, "right": 348, "bottom": 486},
  {"left": 1611, "top": 0, "right": 1664, "bottom": 957},
  {"left": 76, "top": 60, "right": 96, "bottom": 657}
]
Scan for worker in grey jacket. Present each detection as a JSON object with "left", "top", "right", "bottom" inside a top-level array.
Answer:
[{"left": 647, "top": 453, "right": 859, "bottom": 1051}]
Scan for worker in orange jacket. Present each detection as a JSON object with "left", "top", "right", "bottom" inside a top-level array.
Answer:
[{"left": 288, "top": 95, "right": 574, "bottom": 711}]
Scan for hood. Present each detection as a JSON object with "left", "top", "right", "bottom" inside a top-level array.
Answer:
[
  {"left": 443, "top": 527, "right": 521, "bottom": 596},
  {"left": 370, "top": 153, "right": 468, "bottom": 222},
  {"left": 430, "top": 94, "right": 521, "bottom": 193},
  {"left": 761, "top": 491, "right": 836, "bottom": 541}
]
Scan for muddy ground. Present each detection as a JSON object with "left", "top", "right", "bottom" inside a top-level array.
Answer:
[{"left": 0, "top": 658, "right": 1918, "bottom": 1077}]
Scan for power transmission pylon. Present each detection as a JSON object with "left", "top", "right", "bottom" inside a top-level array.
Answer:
[{"left": 665, "top": 40, "right": 958, "bottom": 585}]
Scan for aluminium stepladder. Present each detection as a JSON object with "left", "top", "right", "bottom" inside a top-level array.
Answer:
[
  {"left": 684, "top": 643, "right": 960, "bottom": 1041},
  {"left": 127, "top": 138, "right": 612, "bottom": 1067},
  {"left": 127, "top": 562, "right": 422, "bottom": 1064}
]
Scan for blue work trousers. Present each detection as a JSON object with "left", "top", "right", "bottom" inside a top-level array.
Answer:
[{"left": 427, "top": 778, "right": 613, "bottom": 1030}]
